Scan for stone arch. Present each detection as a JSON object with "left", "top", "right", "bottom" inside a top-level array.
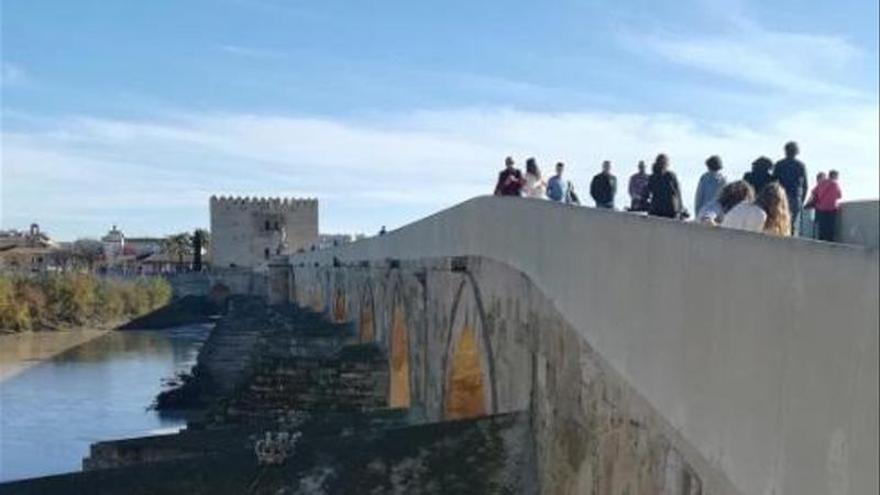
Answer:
[
  {"left": 332, "top": 288, "right": 347, "bottom": 323},
  {"left": 388, "top": 290, "right": 411, "bottom": 409},
  {"left": 359, "top": 282, "right": 376, "bottom": 343},
  {"left": 442, "top": 277, "right": 496, "bottom": 420}
]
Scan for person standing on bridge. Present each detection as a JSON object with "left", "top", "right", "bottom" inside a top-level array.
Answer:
[
  {"left": 590, "top": 161, "right": 617, "bottom": 209},
  {"left": 697, "top": 180, "right": 754, "bottom": 225},
  {"left": 694, "top": 155, "right": 726, "bottom": 217},
  {"left": 773, "top": 141, "right": 808, "bottom": 236},
  {"left": 743, "top": 157, "right": 774, "bottom": 196},
  {"left": 546, "top": 162, "right": 581, "bottom": 205},
  {"left": 522, "top": 158, "right": 547, "bottom": 198},
  {"left": 642, "top": 154, "right": 682, "bottom": 219},
  {"left": 809, "top": 170, "right": 842, "bottom": 242},
  {"left": 627, "top": 160, "right": 649, "bottom": 211},
  {"left": 494, "top": 156, "right": 525, "bottom": 197}
]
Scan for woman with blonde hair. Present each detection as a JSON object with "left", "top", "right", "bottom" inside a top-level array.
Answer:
[{"left": 755, "top": 182, "right": 791, "bottom": 236}]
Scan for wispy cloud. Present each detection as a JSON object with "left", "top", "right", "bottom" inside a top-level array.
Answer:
[
  {"left": 625, "top": 22, "right": 867, "bottom": 99},
  {"left": 219, "top": 44, "right": 285, "bottom": 60},
  {"left": 2, "top": 105, "right": 878, "bottom": 239}
]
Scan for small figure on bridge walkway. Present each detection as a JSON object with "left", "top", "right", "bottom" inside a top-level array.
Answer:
[
  {"left": 642, "top": 154, "right": 683, "bottom": 219},
  {"left": 806, "top": 170, "right": 842, "bottom": 242},
  {"left": 494, "top": 156, "right": 525, "bottom": 197},
  {"left": 522, "top": 158, "right": 547, "bottom": 199},
  {"left": 590, "top": 160, "right": 617, "bottom": 209},
  {"left": 722, "top": 182, "right": 791, "bottom": 236},
  {"left": 697, "top": 180, "right": 754, "bottom": 225},
  {"left": 546, "top": 162, "right": 580, "bottom": 205},
  {"left": 694, "top": 155, "right": 726, "bottom": 218},
  {"left": 627, "top": 161, "right": 649, "bottom": 211},
  {"left": 773, "top": 141, "right": 809, "bottom": 236}
]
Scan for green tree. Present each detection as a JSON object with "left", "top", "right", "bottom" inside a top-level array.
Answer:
[
  {"left": 163, "top": 233, "right": 193, "bottom": 271},
  {"left": 193, "top": 228, "right": 210, "bottom": 272}
]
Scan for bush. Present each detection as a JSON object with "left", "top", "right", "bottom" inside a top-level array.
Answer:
[{"left": 0, "top": 273, "right": 172, "bottom": 332}]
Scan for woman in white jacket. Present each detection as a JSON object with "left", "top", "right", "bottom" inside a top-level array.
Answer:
[{"left": 522, "top": 158, "right": 547, "bottom": 199}]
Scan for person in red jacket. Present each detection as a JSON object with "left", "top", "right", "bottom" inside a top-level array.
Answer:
[{"left": 808, "top": 170, "right": 842, "bottom": 241}]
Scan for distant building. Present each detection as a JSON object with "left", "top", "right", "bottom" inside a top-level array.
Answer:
[
  {"left": 125, "top": 237, "right": 164, "bottom": 257},
  {"left": 101, "top": 225, "right": 125, "bottom": 262},
  {"left": 209, "top": 196, "right": 318, "bottom": 270},
  {"left": 0, "top": 224, "right": 62, "bottom": 272}
]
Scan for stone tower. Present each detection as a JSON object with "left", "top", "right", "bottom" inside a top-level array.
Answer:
[{"left": 210, "top": 196, "right": 318, "bottom": 270}]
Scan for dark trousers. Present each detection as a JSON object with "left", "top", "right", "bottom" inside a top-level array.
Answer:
[{"left": 815, "top": 210, "right": 837, "bottom": 242}]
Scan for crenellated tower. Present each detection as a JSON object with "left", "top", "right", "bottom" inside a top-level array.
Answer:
[{"left": 209, "top": 196, "right": 318, "bottom": 270}]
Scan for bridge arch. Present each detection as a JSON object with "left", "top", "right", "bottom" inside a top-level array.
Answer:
[
  {"left": 358, "top": 281, "right": 376, "bottom": 343},
  {"left": 442, "top": 276, "right": 496, "bottom": 420}
]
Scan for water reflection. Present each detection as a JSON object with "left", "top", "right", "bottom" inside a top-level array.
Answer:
[{"left": 0, "top": 325, "right": 210, "bottom": 482}]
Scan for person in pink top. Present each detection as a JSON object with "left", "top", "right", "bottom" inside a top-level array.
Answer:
[{"left": 808, "top": 170, "right": 842, "bottom": 241}]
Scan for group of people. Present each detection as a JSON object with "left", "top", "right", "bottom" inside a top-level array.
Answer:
[{"left": 493, "top": 141, "right": 843, "bottom": 240}]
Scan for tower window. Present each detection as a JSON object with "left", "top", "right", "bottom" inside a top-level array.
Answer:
[
  {"left": 264, "top": 248, "right": 270, "bottom": 259},
  {"left": 265, "top": 220, "right": 271, "bottom": 231}
]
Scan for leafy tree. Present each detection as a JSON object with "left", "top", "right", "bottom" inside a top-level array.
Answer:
[
  {"left": 72, "top": 239, "right": 104, "bottom": 272},
  {"left": 193, "top": 228, "right": 210, "bottom": 272},
  {"left": 163, "top": 233, "right": 193, "bottom": 270}
]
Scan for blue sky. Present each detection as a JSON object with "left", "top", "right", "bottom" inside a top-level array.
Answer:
[{"left": 2, "top": 0, "right": 878, "bottom": 240}]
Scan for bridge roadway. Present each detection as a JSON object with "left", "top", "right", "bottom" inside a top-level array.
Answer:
[{"left": 288, "top": 196, "right": 879, "bottom": 495}]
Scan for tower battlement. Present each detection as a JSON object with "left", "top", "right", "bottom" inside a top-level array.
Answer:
[{"left": 210, "top": 196, "right": 318, "bottom": 213}]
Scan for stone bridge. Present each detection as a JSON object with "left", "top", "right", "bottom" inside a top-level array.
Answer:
[{"left": 273, "top": 196, "right": 879, "bottom": 495}]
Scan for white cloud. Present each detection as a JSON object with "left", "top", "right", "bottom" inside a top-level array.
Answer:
[
  {"left": 628, "top": 23, "right": 867, "bottom": 98},
  {"left": 2, "top": 106, "right": 878, "bottom": 239}
]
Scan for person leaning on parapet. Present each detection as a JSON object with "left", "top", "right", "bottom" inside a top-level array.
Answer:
[
  {"left": 522, "top": 158, "right": 547, "bottom": 199},
  {"left": 807, "top": 170, "right": 842, "bottom": 242},
  {"left": 722, "top": 182, "right": 791, "bottom": 236},
  {"left": 546, "top": 162, "right": 581, "bottom": 205},
  {"left": 694, "top": 155, "right": 726, "bottom": 217},
  {"left": 642, "top": 154, "right": 682, "bottom": 219},
  {"left": 590, "top": 160, "right": 617, "bottom": 209},
  {"left": 494, "top": 156, "right": 525, "bottom": 196},
  {"left": 743, "top": 156, "right": 774, "bottom": 195},
  {"left": 627, "top": 160, "right": 649, "bottom": 211},
  {"left": 773, "top": 141, "right": 808, "bottom": 236},
  {"left": 697, "top": 180, "right": 754, "bottom": 225}
]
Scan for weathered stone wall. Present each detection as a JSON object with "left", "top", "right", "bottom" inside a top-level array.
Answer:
[
  {"left": 285, "top": 195, "right": 879, "bottom": 495},
  {"left": 288, "top": 257, "right": 729, "bottom": 494},
  {"left": 209, "top": 196, "right": 318, "bottom": 270}
]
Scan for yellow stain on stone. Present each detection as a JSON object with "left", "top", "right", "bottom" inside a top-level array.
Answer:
[
  {"left": 359, "top": 303, "right": 375, "bottom": 343},
  {"left": 332, "top": 292, "right": 347, "bottom": 322},
  {"left": 444, "top": 324, "right": 486, "bottom": 420},
  {"left": 389, "top": 304, "right": 411, "bottom": 408}
]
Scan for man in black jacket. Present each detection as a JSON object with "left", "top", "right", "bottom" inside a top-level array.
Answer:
[
  {"left": 590, "top": 161, "right": 617, "bottom": 209},
  {"left": 774, "top": 141, "right": 808, "bottom": 235}
]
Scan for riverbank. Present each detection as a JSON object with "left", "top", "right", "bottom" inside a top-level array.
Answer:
[{"left": 0, "top": 329, "right": 111, "bottom": 382}]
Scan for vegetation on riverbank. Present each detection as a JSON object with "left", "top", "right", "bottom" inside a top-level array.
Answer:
[{"left": 0, "top": 273, "right": 172, "bottom": 332}]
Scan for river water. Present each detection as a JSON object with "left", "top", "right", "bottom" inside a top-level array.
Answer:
[{"left": 0, "top": 325, "right": 211, "bottom": 482}]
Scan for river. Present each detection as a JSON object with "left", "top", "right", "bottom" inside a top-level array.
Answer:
[{"left": 0, "top": 325, "right": 211, "bottom": 482}]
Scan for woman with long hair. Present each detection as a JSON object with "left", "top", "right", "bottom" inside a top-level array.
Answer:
[
  {"left": 522, "top": 157, "right": 547, "bottom": 199},
  {"left": 642, "top": 154, "right": 682, "bottom": 219},
  {"left": 697, "top": 180, "right": 755, "bottom": 225},
  {"left": 755, "top": 182, "right": 791, "bottom": 236}
]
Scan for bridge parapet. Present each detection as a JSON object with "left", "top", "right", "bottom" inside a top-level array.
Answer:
[{"left": 283, "top": 196, "right": 879, "bottom": 495}]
